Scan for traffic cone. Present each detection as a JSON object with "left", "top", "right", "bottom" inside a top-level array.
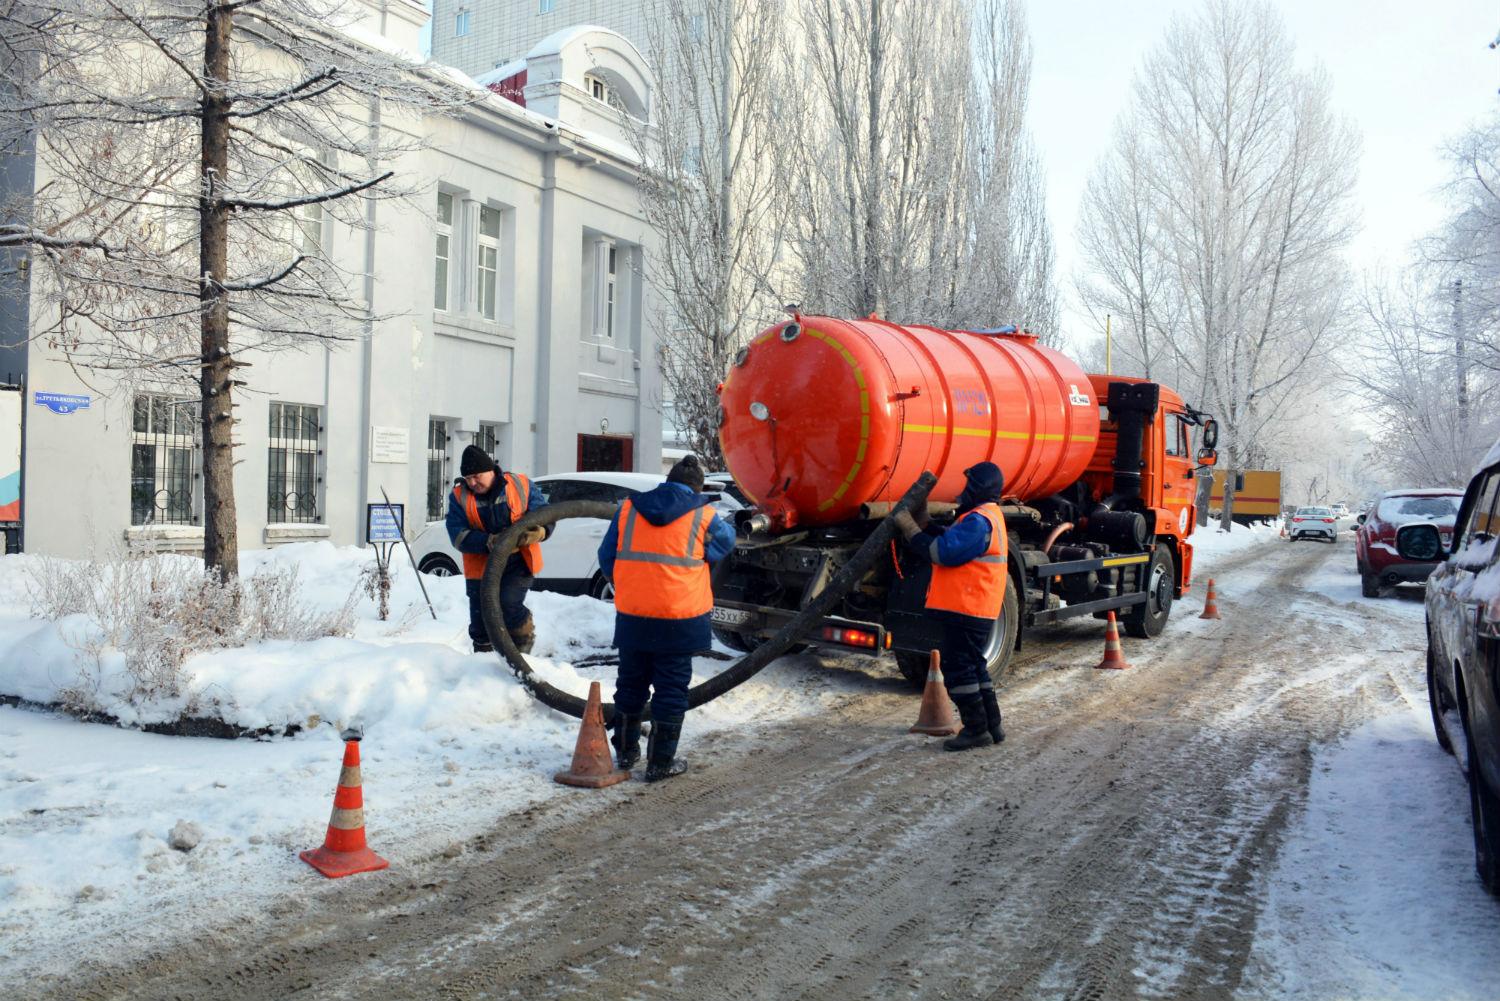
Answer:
[
  {"left": 909, "top": 649, "right": 958, "bottom": 736},
  {"left": 1095, "top": 611, "right": 1131, "bottom": 670},
  {"left": 1199, "top": 578, "right": 1222, "bottom": 619},
  {"left": 554, "top": 681, "right": 631, "bottom": 788},
  {"left": 301, "top": 738, "right": 389, "bottom": 878}
]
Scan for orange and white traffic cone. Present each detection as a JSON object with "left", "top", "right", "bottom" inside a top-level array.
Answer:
[
  {"left": 909, "top": 649, "right": 958, "bottom": 736},
  {"left": 1095, "top": 611, "right": 1131, "bottom": 670},
  {"left": 1199, "top": 578, "right": 1222, "bottom": 619},
  {"left": 301, "top": 737, "right": 389, "bottom": 878},
  {"left": 554, "top": 681, "right": 631, "bottom": 788}
]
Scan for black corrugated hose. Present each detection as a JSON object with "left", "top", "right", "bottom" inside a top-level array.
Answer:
[{"left": 480, "top": 472, "right": 937, "bottom": 721}]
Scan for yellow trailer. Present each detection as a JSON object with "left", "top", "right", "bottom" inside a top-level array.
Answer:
[{"left": 1209, "top": 469, "right": 1282, "bottom": 524}]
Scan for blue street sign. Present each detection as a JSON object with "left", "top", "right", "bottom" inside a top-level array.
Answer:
[
  {"left": 367, "top": 503, "right": 404, "bottom": 544},
  {"left": 33, "top": 392, "right": 91, "bottom": 415}
]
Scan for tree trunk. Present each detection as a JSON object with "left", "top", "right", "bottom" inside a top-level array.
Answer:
[{"left": 200, "top": 2, "right": 238, "bottom": 580}]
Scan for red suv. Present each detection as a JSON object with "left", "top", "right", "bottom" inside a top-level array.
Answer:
[{"left": 1355, "top": 488, "right": 1463, "bottom": 598}]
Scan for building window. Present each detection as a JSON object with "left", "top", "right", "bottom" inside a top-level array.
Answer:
[
  {"left": 131, "top": 395, "right": 199, "bottom": 526},
  {"left": 477, "top": 205, "right": 500, "bottom": 321},
  {"left": 267, "top": 403, "right": 322, "bottom": 524},
  {"left": 296, "top": 202, "right": 322, "bottom": 254},
  {"left": 594, "top": 239, "right": 617, "bottom": 338},
  {"left": 585, "top": 74, "right": 610, "bottom": 103},
  {"left": 475, "top": 422, "right": 502, "bottom": 458},
  {"left": 682, "top": 145, "right": 701, "bottom": 176},
  {"left": 434, "top": 191, "right": 452, "bottom": 311},
  {"left": 539, "top": 0, "right": 555, "bottom": 12},
  {"left": 455, "top": 10, "right": 470, "bottom": 36},
  {"left": 427, "top": 418, "right": 450, "bottom": 520}
]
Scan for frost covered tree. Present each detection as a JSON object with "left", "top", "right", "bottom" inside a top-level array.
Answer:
[
  {"left": 782, "top": 0, "right": 1056, "bottom": 339},
  {"left": 1075, "top": 0, "right": 1359, "bottom": 528},
  {"left": 627, "top": 0, "right": 793, "bottom": 469},
  {"left": 1423, "top": 111, "right": 1500, "bottom": 377},
  {"left": 0, "top": 0, "right": 471, "bottom": 578}
]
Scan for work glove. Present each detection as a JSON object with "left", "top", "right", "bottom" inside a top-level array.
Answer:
[
  {"left": 912, "top": 499, "right": 931, "bottom": 529},
  {"left": 892, "top": 509, "right": 921, "bottom": 541},
  {"left": 517, "top": 526, "right": 546, "bottom": 547}
]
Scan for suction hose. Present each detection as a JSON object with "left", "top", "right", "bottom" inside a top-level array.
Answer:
[{"left": 481, "top": 472, "right": 938, "bottom": 720}]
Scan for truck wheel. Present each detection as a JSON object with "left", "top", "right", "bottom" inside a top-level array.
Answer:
[
  {"left": 587, "top": 572, "right": 614, "bottom": 602},
  {"left": 1124, "top": 546, "right": 1174, "bottom": 639},
  {"left": 893, "top": 586, "right": 1018, "bottom": 688},
  {"left": 1361, "top": 571, "right": 1379, "bottom": 598}
]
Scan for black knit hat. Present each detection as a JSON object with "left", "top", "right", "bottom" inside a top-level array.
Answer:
[
  {"left": 460, "top": 445, "right": 496, "bottom": 477},
  {"left": 667, "top": 454, "right": 705, "bottom": 493}
]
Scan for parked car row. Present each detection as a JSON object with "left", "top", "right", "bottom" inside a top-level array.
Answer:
[
  {"left": 407, "top": 470, "right": 744, "bottom": 599},
  {"left": 1394, "top": 440, "right": 1500, "bottom": 895}
]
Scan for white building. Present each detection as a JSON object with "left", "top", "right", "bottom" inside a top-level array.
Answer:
[{"left": 0, "top": 3, "right": 662, "bottom": 559}]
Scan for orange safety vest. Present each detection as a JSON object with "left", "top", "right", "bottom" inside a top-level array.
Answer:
[
  {"left": 926, "top": 503, "right": 1007, "bottom": 619},
  {"left": 455, "top": 473, "right": 542, "bottom": 579},
  {"left": 611, "top": 498, "right": 715, "bottom": 620}
]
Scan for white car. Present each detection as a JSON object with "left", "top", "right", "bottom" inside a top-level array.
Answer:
[
  {"left": 408, "top": 470, "right": 739, "bottom": 599},
  {"left": 1289, "top": 505, "right": 1338, "bottom": 542}
]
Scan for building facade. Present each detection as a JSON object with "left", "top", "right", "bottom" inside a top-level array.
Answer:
[{"left": 0, "top": 2, "right": 662, "bottom": 559}]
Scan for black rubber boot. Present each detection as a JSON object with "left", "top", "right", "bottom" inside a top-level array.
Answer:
[
  {"left": 980, "top": 689, "right": 1005, "bottom": 744},
  {"left": 508, "top": 616, "right": 535, "bottom": 654},
  {"left": 644, "top": 716, "right": 687, "bottom": 782},
  {"left": 943, "top": 694, "right": 995, "bottom": 752},
  {"left": 611, "top": 712, "right": 643, "bottom": 771}
]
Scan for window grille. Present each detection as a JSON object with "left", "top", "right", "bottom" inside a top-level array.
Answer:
[
  {"left": 427, "top": 418, "right": 450, "bottom": 520},
  {"left": 267, "top": 403, "right": 323, "bottom": 523},
  {"left": 475, "top": 422, "right": 501, "bottom": 458},
  {"left": 131, "top": 395, "right": 200, "bottom": 526}
]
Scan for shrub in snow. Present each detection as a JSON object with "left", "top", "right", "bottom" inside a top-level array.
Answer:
[{"left": 27, "top": 550, "right": 358, "bottom": 716}]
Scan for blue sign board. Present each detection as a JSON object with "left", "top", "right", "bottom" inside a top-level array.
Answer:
[
  {"left": 366, "top": 503, "right": 404, "bottom": 544},
  {"left": 33, "top": 392, "right": 91, "bottom": 415}
]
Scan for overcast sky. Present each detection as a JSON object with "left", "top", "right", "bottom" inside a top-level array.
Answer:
[{"left": 1025, "top": 0, "right": 1499, "bottom": 340}]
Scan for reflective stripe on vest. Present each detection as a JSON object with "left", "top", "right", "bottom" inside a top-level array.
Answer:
[
  {"left": 457, "top": 472, "right": 542, "bottom": 579},
  {"left": 926, "top": 503, "right": 1007, "bottom": 619},
  {"left": 612, "top": 499, "right": 714, "bottom": 619}
]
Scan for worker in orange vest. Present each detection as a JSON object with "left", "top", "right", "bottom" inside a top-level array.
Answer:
[
  {"left": 893, "top": 461, "right": 1008, "bottom": 751},
  {"left": 596, "top": 455, "right": 735, "bottom": 781},
  {"left": 446, "top": 445, "right": 549, "bottom": 654}
]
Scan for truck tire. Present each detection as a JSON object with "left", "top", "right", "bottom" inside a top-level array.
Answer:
[
  {"left": 1124, "top": 546, "right": 1174, "bottom": 639},
  {"left": 893, "top": 585, "right": 1019, "bottom": 688}
]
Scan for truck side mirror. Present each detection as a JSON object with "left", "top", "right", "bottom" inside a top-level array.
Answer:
[
  {"left": 1201, "top": 419, "right": 1219, "bottom": 450},
  {"left": 1395, "top": 522, "right": 1444, "bottom": 562},
  {"left": 1196, "top": 447, "right": 1217, "bottom": 467}
]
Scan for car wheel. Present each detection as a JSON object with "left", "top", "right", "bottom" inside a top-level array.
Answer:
[
  {"left": 1360, "top": 571, "right": 1379, "bottom": 598},
  {"left": 587, "top": 571, "right": 614, "bottom": 602},
  {"left": 1124, "top": 546, "right": 1174, "bottom": 639},
  {"left": 1463, "top": 710, "right": 1500, "bottom": 895},
  {"left": 418, "top": 553, "right": 460, "bottom": 577},
  {"left": 1427, "top": 645, "right": 1453, "bottom": 755}
]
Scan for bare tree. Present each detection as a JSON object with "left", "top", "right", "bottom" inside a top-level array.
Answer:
[
  {"left": 1075, "top": 0, "right": 1359, "bottom": 528},
  {"left": 1423, "top": 111, "right": 1500, "bottom": 376},
  {"left": 782, "top": 0, "right": 1056, "bottom": 337},
  {"left": 627, "top": 0, "right": 793, "bottom": 469},
  {"left": 1, "top": 0, "right": 472, "bottom": 578}
]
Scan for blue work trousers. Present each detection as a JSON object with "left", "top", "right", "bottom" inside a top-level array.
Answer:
[
  {"left": 934, "top": 610, "right": 995, "bottom": 696},
  {"left": 465, "top": 555, "right": 533, "bottom": 645},
  {"left": 614, "top": 646, "right": 693, "bottom": 719}
]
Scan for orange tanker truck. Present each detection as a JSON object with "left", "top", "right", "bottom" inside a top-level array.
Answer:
[{"left": 709, "top": 313, "right": 1220, "bottom": 685}]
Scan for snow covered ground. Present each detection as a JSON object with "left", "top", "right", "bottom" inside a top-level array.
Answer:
[{"left": 1, "top": 521, "right": 1495, "bottom": 994}]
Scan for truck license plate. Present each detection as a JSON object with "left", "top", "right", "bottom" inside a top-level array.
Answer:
[{"left": 710, "top": 606, "right": 751, "bottom": 626}]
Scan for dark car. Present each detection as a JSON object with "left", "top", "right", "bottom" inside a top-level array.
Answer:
[
  {"left": 1398, "top": 439, "right": 1500, "bottom": 895},
  {"left": 1355, "top": 488, "right": 1463, "bottom": 597}
]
